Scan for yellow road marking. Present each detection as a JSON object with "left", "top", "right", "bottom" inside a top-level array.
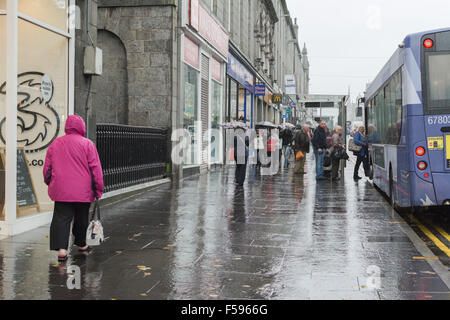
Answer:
[
  {"left": 409, "top": 214, "right": 450, "bottom": 258},
  {"left": 413, "top": 257, "right": 439, "bottom": 260},
  {"left": 434, "top": 225, "right": 450, "bottom": 242},
  {"left": 423, "top": 218, "right": 450, "bottom": 243}
]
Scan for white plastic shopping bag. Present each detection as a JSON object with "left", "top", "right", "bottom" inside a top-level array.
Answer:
[{"left": 86, "top": 200, "right": 104, "bottom": 246}]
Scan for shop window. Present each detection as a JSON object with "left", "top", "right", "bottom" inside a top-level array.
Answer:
[
  {"left": 245, "top": 90, "right": 251, "bottom": 126},
  {"left": 238, "top": 85, "right": 245, "bottom": 121},
  {"left": 184, "top": 64, "right": 199, "bottom": 166},
  {"left": 210, "top": 81, "right": 222, "bottom": 163},
  {"left": 18, "top": 0, "right": 69, "bottom": 32},
  {"left": 230, "top": 80, "right": 237, "bottom": 122},
  {"left": 0, "top": 16, "right": 69, "bottom": 218}
]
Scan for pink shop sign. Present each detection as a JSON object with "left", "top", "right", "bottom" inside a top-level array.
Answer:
[
  {"left": 189, "top": 0, "right": 199, "bottom": 31},
  {"left": 212, "top": 58, "right": 222, "bottom": 83},
  {"left": 184, "top": 36, "right": 199, "bottom": 69},
  {"left": 189, "top": 0, "right": 229, "bottom": 57}
]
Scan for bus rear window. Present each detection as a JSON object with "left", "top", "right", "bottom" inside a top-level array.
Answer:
[{"left": 425, "top": 52, "right": 450, "bottom": 115}]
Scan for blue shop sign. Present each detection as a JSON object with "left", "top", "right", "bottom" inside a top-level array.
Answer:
[
  {"left": 254, "top": 84, "right": 266, "bottom": 96},
  {"left": 227, "top": 54, "right": 254, "bottom": 93}
]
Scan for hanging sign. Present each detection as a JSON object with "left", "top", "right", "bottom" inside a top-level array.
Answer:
[
  {"left": 285, "top": 74, "right": 296, "bottom": 95},
  {"left": 254, "top": 84, "right": 266, "bottom": 96},
  {"left": 272, "top": 94, "right": 282, "bottom": 104}
]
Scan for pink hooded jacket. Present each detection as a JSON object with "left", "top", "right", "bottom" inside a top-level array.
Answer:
[{"left": 43, "top": 115, "right": 104, "bottom": 203}]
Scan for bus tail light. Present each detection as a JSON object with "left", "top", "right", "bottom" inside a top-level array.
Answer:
[
  {"left": 423, "top": 38, "right": 434, "bottom": 49},
  {"left": 417, "top": 161, "right": 428, "bottom": 171},
  {"left": 416, "top": 147, "right": 426, "bottom": 157}
]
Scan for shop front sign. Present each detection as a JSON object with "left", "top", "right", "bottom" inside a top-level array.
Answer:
[
  {"left": 189, "top": 0, "right": 229, "bottom": 57},
  {"left": 184, "top": 36, "right": 200, "bottom": 69},
  {"left": 227, "top": 54, "right": 254, "bottom": 93},
  {"left": 212, "top": 58, "right": 222, "bottom": 83}
]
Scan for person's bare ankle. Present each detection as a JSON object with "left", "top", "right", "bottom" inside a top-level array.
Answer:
[{"left": 59, "top": 249, "right": 67, "bottom": 257}]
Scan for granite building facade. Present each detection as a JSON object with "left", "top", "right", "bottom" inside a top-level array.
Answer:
[{"left": 73, "top": 0, "right": 310, "bottom": 185}]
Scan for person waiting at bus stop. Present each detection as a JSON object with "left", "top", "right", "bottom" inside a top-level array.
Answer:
[
  {"left": 353, "top": 125, "right": 371, "bottom": 181},
  {"left": 330, "top": 125, "right": 345, "bottom": 181},
  {"left": 312, "top": 121, "right": 328, "bottom": 180},
  {"left": 280, "top": 127, "right": 294, "bottom": 168},
  {"left": 293, "top": 125, "right": 310, "bottom": 174}
]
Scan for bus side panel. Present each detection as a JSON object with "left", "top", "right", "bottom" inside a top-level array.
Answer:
[
  {"left": 373, "top": 164, "right": 388, "bottom": 195},
  {"left": 397, "top": 145, "right": 411, "bottom": 207},
  {"left": 386, "top": 145, "right": 398, "bottom": 200}
]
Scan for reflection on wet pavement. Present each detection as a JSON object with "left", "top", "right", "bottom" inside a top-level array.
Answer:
[{"left": 0, "top": 154, "right": 449, "bottom": 300}]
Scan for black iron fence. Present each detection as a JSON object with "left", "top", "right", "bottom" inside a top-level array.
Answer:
[{"left": 96, "top": 124, "right": 169, "bottom": 193}]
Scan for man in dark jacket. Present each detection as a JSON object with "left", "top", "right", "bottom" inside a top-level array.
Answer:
[
  {"left": 280, "top": 128, "right": 294, "bottom": 168},
  {"left": 234, "top": 130, "right": 250, "bottom": 187},
  {"left": 293, "top": 125, "right": 310, "bottom": 174},
  {"left": 312, "top": 121, "right": 328, "bottom": 180}
]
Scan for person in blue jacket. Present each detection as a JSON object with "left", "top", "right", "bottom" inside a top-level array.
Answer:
[{"left": 353, "top": 126, "right": 371, "bottom": 181}]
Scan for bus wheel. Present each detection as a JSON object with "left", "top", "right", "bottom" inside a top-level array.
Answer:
[{"left": 389, "top": 166, "right": 395, "bottom": 208}]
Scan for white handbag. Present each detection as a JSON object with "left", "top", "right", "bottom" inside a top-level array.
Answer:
[
  {"left": 86, "top": 200, "right": 104, "bottom": 246},
  {"left": 348, "top": 138, "right": 362, "bottom": 153}
]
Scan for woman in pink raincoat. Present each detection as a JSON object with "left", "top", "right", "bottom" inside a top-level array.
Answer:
[{"left": 43, "top": 115, "right": 104, "bottom": 262}]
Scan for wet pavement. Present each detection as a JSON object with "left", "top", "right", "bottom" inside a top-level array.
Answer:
[{"left": 0, "top": 154, "right": 449, "bottom": 300}]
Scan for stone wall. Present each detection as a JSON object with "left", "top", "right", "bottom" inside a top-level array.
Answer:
[
  {"left": 96, "top": 5, "right": 177, "bottom": 129},
  {"left": 94, "top": 30, "right": 128, "bottom": 124}
]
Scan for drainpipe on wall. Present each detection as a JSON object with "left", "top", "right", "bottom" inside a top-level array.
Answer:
[
  {"left": 172, "top": 0, "right": 185, "bottom": 184},
  {"left": 84, "top": 0, "right": 96, "bottom": 140}
]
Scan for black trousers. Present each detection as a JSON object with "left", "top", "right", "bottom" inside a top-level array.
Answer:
[
  {"left": 50, "top": 202, "right": 91, "bottom": 251},
  {"left": 331, "top": 158, "right": 340, "bottom": 179},
  {"left": 235, "top": 158, "right": 248, "bottom": 186},
  {"left": 354, "top": 155, "right": 370, "bottom": 178}
]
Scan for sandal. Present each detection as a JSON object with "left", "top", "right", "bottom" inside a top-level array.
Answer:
[{"left": 58, "top": 255, "right": 68, "bottom": 262}]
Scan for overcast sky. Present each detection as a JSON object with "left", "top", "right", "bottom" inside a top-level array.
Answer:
[{"left": 286, "top": 0, "right": 450, "bottom": 101}]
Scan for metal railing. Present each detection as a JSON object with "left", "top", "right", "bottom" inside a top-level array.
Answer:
[{"left": 96, "top": 124, "right": 169, "bottom": 193}]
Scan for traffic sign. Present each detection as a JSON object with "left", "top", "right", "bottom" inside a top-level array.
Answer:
[{"left": 282, "top": 114, "right": 288, "bottom": 119}]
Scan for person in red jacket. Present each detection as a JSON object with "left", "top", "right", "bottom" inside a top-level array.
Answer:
[{"left": 43, "top": 115, "right": 104, "bottom": 262}]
